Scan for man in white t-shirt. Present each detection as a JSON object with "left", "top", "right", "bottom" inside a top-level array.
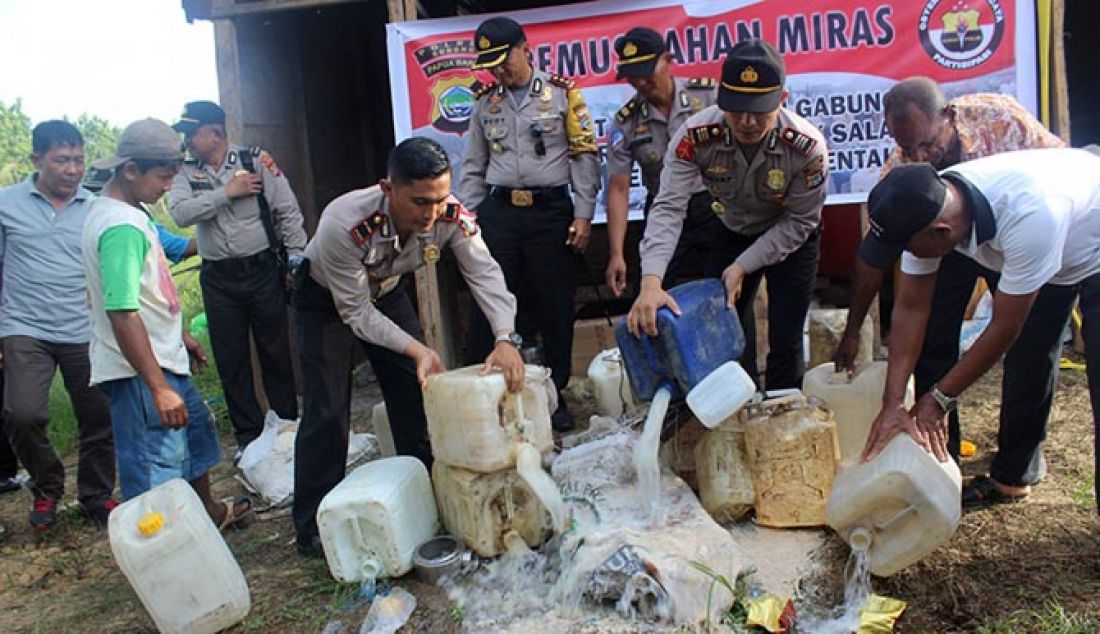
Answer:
[
  {"left": 83, "top": 118, "right": 251, "bottom": 528},
  {"left": 857, "top": 148, "right": 1100, "bottom": 513}
]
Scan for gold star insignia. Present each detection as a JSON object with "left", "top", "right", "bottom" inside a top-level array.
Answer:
[
  {"left": 623, "top": 41, "right": 638, "bottom": 58},
  {"left": 478, "top": 36, "right": 491, "bottom": 50}
]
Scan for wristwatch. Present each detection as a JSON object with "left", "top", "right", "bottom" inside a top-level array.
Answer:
[
  {"left": 930, "top": 384, "right": 959, "bottom": 414},
  {"left": 495, "top": 332, "right": 523, "bottom": 348}
]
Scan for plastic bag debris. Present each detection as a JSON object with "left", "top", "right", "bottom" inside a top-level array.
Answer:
[
  {"left": 858, "top": 594, "right": 907, "bottom": 633},
  {"left": 359, "top": 587, "right": 416, "bottom": 634},
  {"left": 239, "top": 410, "right": 379, "bottom": 505},
  {"left": 744, "top": 593, "right": 796, "bottom": 632}
]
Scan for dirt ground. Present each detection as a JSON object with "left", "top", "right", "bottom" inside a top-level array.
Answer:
[{"left": 0, "top": 359, "right": 1096, "bottom": 633}]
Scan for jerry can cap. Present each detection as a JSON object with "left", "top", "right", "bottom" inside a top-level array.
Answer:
[{"left": 137, "top": 511, "right": 165, "bottom": 537}]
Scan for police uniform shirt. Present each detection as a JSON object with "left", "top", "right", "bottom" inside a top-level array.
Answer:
[
  {"left": 606, "top": 77, "right": 717, "bottom": 194},
  {"left": 457, "top": 68, "right": 601, "bottom": 218},
  {"left": 640, "top": 105, "right": 828, "bottom": 280},
  {"left": 169, "top": 145, "right": 308, "bottom": 260},
  {"left": 304, "top": 185, "right": 517, "bottom": 353}
]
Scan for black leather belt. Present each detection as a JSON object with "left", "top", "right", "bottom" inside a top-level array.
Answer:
[{"left": 488, "top": 184, "right": 570, "bottom": 208}]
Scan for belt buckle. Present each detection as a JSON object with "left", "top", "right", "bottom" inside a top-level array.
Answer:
[{"left": 510, "top": 189, "right": 534, "bottom": 207}]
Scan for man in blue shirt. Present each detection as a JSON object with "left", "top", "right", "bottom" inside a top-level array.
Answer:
[{"left": 0, "top": 121, "right": 116, "bottom": 529}]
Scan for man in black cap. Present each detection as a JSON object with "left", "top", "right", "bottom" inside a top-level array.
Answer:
[
  {"left": 627, "top": 39, "right": 828, "bottom": 391},
  {"left": 168, "top": 100, "right": 307, "bottom": 458},
  {"left": 604, "top": 27, "right": 720, "bottom": 295},
  {"left": 458, "top": 16, "right": 601, "bottom": 431},
  {"left": 857, "top": 149, "right": 1100, "bottom": 514}
]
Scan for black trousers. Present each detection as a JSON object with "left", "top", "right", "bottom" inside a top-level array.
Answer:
[
  {"left": 705, "top": 226, "right": 821, "bottom": 390},
  {"left": 292, "top": 276, "right": 432, "bottom": 541},
  {"left": 200, "top": 250, "right": 298, "bottom": 448},
  {"left": 916, "top": 252, "right": 1077, "bottom": 485},
  {"left": 0, "top": 372, "right": 19, "bottom": 480},
  {"left": 644, "top": 191, "right": 723, "bottom": 288},
  {"left": 2, "top": 337, "right": 114, "bottom": 507},
  {"left": 1077, "top": 272, "right": 1100, "bottom": 512},
  {"left": 466, "top": 192, "right": 576, "bottom": 392}
]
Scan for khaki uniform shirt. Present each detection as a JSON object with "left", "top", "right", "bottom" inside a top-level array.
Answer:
[
  {"left": 640, "top": 106, "right": 828, "bottom": 279},
  {"left": 169, "top": 145, "right": 307, "bottom": 260},
  {"left": 457, "top": 68, "right": 601, "bottom": 219},
  {"left": 607, "top": 77, "right": 717, "bottom": 195},
  {"left": 304, "top": 185, "right": 516, "bottom": 353}
]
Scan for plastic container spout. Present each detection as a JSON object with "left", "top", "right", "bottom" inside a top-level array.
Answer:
[{"left": 848, "top": 526, "right": 873, "bottom": 552}]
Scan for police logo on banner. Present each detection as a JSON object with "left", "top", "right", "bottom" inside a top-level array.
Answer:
[
  {"left": 414, "top": 39, "right": 479, "bottom": 133},
  {"left": 918, "top": 0, "right": 1005, "bottom": 71}
]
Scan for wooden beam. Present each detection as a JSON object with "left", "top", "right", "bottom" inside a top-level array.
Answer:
[
  {"left": 209, "top": 0, "right": 366, "bottom": 20},
  {"left": 1050, "top": 0, "right": 1071, "bottom": 141},
  {"left": 386, "top": 0, "right": 406, "bottom": 22}
]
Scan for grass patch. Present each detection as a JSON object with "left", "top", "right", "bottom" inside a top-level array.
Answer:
[{"left": 978, "top": 600, "right": 1100, "bottom": 633}]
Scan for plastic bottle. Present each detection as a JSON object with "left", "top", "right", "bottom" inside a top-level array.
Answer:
[
  {"left": 587, "top": 348, "right": 637, "bottom": 419},
  {"left": 317, "top": 457, "right": 439, "bottom": 583},
  {"left": 108, "top": 479, "right": 250, "bottom": 634},
  {"left": 431, "top": 460, "right": 551, "bottom": 557},
  {"left": 423, "top": 365, "right": 552, "bottom": 472},
  {"left": 614, "top": 279, "right": 745, "bottom": 401},
  {"left": 826, "top": 433, "right": 962, "bottom": 577},
  {"left": 685, "top": 360, "right": 757, "bottom": 428},
  {"left": 743, "top": 393, "right": 840, "bottom": 528},
  {"left": 694, "top": 414, "right": 755, "bottom": 523},
  {"left": 370, "top": 401, "right": 397, "bottom": 458},
  {"left": 802, "top": 362, "right": 915, "bottom": 463}
]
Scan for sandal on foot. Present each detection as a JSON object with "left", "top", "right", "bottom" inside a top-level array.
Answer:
[
  {"left": 962, "top": 475, "right": 1028, "bottom": 509},
  {"left": 218, "top": 495, "right": 253, "bottom": 531}
]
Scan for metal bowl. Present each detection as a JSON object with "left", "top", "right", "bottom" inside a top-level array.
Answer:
[{"left": 412, "top": 535, "right": 464, "bottom": 584}]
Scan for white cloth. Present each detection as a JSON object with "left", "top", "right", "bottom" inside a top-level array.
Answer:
[{"left": 902, "top": 148, "right": 1100, "bottom": 295}]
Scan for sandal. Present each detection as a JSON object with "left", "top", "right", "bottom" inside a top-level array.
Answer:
[
  {"left": 218, "top": 495, "right": 254, "bottom": 531},
  {"left": 962, "top": 475, "right": 1028, "bottom": 509}
]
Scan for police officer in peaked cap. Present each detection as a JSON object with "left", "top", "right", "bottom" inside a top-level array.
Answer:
[
  {"left": 627, "top": 39, "right": 829, "bottom": 390},
  {"left": 605, "top": 26, "right": 721, "bottom": 296},
  {"left": 458, "top": 16, "right": 601, "bottom": 431}
]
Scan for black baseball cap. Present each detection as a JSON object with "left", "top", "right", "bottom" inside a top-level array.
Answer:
[
  {"left": 172, "top": 101, "right": 225, "bottom": 135},
  {"left": 858, "top": 163, "right": 948, "bottom": 269},
  {"left": 718, "top": 39, "right": 786, "bottom": 113},
  {"left": 471, "top": 17, "right": 526, "bottom": 70},
  {"left": 615, "top": 27, "right": 666, "bottom": 80}
]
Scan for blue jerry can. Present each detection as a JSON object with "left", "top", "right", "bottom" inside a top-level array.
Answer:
[{"left": 614, "top": 279, "right": 745, "bottom": 401}]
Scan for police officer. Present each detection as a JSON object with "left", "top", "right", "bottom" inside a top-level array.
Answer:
[
  {"left": 169, "top": 101, "right": 306, "bottom": 457},
  {"left": 627, "top": 39, "right": 828, "bottom": 390},
  {"left": 293, "top": 137, "right": 523, "bottom": 558},
  {"left": 606, "top": 27, "right": 720, "bottom": 295},
  {"left": 458, "top": 16, "right": 601, "bottom": 431}
]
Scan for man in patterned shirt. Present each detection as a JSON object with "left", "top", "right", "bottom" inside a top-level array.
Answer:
[{"left": 832, "top": 77, "right": 1065, "bottom": 506}]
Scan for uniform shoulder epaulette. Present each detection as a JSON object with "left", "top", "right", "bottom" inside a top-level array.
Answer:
[
  {"left": 474, "top": 82, "right": 499, "bottom": 100},
  {"left": 687, "top": 124, "right": 727, "bottom": 146},
  {"left": 686, "top": 77, "right": 715, "bottom": 89},
  {"left": 349, "top": 211, "right": 391, "bottom": 246},
  {"left": 438, "top": 202, "right": 478, "bottom": 237},
  {"left": 780, "top": 127, "right": 817, "bottom": 156},
  {"left": 183, "top": 156, "right": 199, "bottom": 166},
  {"left": 614, "top": 97, "right": 640, "bottom": 124},
  {"left": 548, "top": 74, "right": 576, "bottom": 90}
]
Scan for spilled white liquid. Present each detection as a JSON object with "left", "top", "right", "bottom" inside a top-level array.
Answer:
[
  {"left": 633, "top": 386, "right": 671, "bottom": 517},
  {"left": 514, "top": 441, "right": 566, "bottom": 533},
  {"left": 444, "top": 430, "right": 749, "bottom": 632},
  {"left": 800, "top": 544, "right": 872, "bottom": 633}
]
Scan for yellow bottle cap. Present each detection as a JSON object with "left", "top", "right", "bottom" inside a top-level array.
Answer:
[{"left": 137, "top": 511, "right": 165, "bottom": 537}]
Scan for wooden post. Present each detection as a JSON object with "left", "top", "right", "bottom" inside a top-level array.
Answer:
[{"left": 386, "top": 0, "right": 459, "bottom": 365}]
